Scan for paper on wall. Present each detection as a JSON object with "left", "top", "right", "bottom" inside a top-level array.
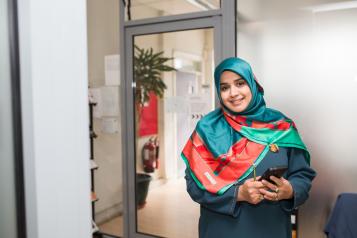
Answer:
[
  {"left": 100, "top": 86, "right": 119, "bottom": 117},
  {"left": 101, "top": 118, "right": 119, "bottom": 134},
  {"left": 189, "top": 95, "right": 210, "bottom": 130},
  {"left": 105, "top": 54, "right": 120, "bottom": 86}
]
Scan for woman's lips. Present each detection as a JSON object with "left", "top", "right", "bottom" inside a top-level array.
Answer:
[{"left": 230, "top": 98, "right": 244, "bottom": 105}]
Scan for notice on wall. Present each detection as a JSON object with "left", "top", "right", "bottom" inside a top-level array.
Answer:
[
  {"left": 189, "top": 95, "right": 210, "bottom": 131},
  {"left": 101, "top": 117, "right": 119, "bottom": 134},
  {"left": 88, "top": 86, "right": 119, "bottom": 118},
  {"left": 105, "top": 54, "right": 120, "bottom": 86},
  {"left": 100, "top": 86, "right": 119, "bottom": 117}
]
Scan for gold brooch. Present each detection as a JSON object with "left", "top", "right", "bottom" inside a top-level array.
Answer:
[{"left": 269, "top": 144, "right": 279, "bottom": 153}]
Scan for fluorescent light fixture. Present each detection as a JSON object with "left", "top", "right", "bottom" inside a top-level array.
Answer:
[{"left": 305, "top": 1, "right": 357, "bottom": 13}]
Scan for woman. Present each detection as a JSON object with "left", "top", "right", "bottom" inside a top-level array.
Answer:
[{"left": 181, "top": 57, "right": 316, "bottom": 238}]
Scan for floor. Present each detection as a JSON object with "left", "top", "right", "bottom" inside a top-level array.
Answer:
[{"left": 99, "top": 178, "right": 200, "bottom": 238}]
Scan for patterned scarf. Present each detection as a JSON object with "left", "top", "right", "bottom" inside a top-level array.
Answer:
[{"left": 181, "top": 57, "right": 309, "bottom": 195}]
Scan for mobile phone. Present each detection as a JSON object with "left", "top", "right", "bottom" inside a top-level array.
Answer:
[{"left": 258, "top": 166, "right": 288, "bottom": 184}]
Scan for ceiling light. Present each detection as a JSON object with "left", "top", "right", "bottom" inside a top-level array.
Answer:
[{"left": 305, "top": 1, "right": 357, "bottom": 13}]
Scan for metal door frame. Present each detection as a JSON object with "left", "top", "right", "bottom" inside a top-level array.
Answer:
[
  {"left": 119, "top": 1, "right": 236, "bottom": 237},
  {"left": 4, "top": 0, "right": 27, "bottom": 237}
]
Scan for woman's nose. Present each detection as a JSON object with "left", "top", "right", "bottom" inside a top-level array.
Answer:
[{"left": 230, "top": 86, "right": 239, "bottom": 97}]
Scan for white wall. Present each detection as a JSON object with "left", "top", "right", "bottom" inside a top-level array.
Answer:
[
  {"left": 18, "top": 0, "right": 92, "bottom": 237},
  {"left": 237, "top": 1, "right": 357, "bottom": 237}
]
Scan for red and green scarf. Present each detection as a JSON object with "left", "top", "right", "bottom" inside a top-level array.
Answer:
[{"left": 181, "top": 57, "right": 310, "bottom": 195}]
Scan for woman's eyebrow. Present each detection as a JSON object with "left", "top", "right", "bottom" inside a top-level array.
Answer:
[{"left": 220, "top": 78, "right": 243, "bottom": 85}]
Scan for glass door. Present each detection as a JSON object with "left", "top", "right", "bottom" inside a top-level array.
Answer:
[
  {"left": 120, "top": 1, "right": 237, "bottom": 237},
  {"left": 121, "top": 13, "right": 227, "bottom": 238},
  {"left": 133, "top": 28, "right": 215, "bottom": 238},
  {"left": 125, "top": 23, "right": 220, "bottom": 238}
]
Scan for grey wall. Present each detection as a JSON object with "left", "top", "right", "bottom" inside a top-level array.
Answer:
[{"left": 237, "top": 1, "right": 357, "bottom": 237}]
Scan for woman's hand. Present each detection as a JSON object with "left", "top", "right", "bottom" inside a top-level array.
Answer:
[
  {"left": 259, "top": 176, "right": 294, "bottom": 201},
  {"left": 237, "top": 177, "right": 265, "bottom": 204}
]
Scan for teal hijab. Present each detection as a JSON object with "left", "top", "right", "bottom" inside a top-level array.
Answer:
[{"left": 214, "top": 57, "right": 282, "bottom": 121}]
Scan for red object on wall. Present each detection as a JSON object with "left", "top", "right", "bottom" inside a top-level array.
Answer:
[{"left": 139, "top": 92, "right": 158, "bottom": 137}]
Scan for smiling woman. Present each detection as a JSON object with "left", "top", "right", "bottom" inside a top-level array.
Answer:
[
  {"left": 181, "top": 57, "right": 316, "bottom": 238},
  {"left": 219, "top": 71, "right": 252, "bottom": 113}
]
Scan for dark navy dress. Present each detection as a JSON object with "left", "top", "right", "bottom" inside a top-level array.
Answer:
[{"left": 185, "top": 147, "right": 316, "bottom": 238}]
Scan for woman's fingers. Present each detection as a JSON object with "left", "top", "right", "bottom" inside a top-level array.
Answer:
[
  {"left": 269, "top": 176, "right": 283, "bottom": 186},
  {"left": 245, "top": 177, "right": 264, "bottom": 189},
  {"left": 259, "top": 188, "right": 278, "bottom": 201},
  {"left": 241, "top": 176, "right": 278, "bottom": 204},
  {"left": 242, "top": 180, "right": 265, "bottom": 204},
  {"left": 261, "top": 179, "right": 277, "bottom": 191},
  {"left": 261, "top": 177, "right": 294, "bottom": 200},
  {"left": 252, "top": 181, "right": 265, "bottom": 189},
  {"left": 242, "top": 176, "right": 292, "bottom": 203},
  {"left": 247, "top": 191, "right": 264, "bottom": 204}
]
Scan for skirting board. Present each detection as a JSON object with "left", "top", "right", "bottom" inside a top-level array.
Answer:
[{"left": 96, "top": 202, "right": 123, "bottom": 224}]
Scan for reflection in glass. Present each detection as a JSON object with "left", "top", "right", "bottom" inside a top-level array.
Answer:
[
  {"left": 237, "top": 1, "right": 357, "bottom": 237},
  {"left": 134, "top": 29, "right": 215, "bottom": 237},
  {"left": 125, "top": 0, "right": 220, "bottom": 21},
  {"left": 0, "top": 0, "right": 18, "bottom": 237}
]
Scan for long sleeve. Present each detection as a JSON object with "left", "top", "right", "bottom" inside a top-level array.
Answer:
[
  {"left": 280, "top": 147, "right": 317, "bottom": 212},
  {"left": 185, "top": 168, "right": 240, "bottom": 217}
]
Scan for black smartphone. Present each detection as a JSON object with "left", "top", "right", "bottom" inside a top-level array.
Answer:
[{"left": 258, "top": 166, "right": 288, "bottom": 184}]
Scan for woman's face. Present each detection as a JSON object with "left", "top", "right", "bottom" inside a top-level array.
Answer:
[{"left": 220, "top": 70, "right": 252, "bottom": 113}]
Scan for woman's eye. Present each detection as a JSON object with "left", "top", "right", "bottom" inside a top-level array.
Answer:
[
  {"left": 236, "top": 80, "right": 246, "bottom": 87},
  {"left": 220, "top": 86, "right": 229, "bottom": 91}
]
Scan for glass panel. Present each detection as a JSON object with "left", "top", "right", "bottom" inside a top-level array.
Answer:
[
  {"left": 0, "top": 0, "right": 18, "bottom": 237},
  {"left": 237, "top": 1, "right": 357, "bottom": 238},
  {"left": 86, "top": 0, "right": 123, "bottom": 236},
  {"left": 134, "top": 28, "right": 215, "bottom": 237},
  {"left": 125, "top": 0, "right": 220, "bottom": 21}
]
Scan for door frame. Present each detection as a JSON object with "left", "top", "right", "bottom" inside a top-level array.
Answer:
[
  {"left": 5, "top": 0, "right": 27, "bottom": 237},
  {"left": 119, "top": 1, "right": 237, "bottom": 237}
]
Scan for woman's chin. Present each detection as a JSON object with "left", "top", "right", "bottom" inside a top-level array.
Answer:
[{"left": 228, "top": 105, "right": 247, "bottom": 113}]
